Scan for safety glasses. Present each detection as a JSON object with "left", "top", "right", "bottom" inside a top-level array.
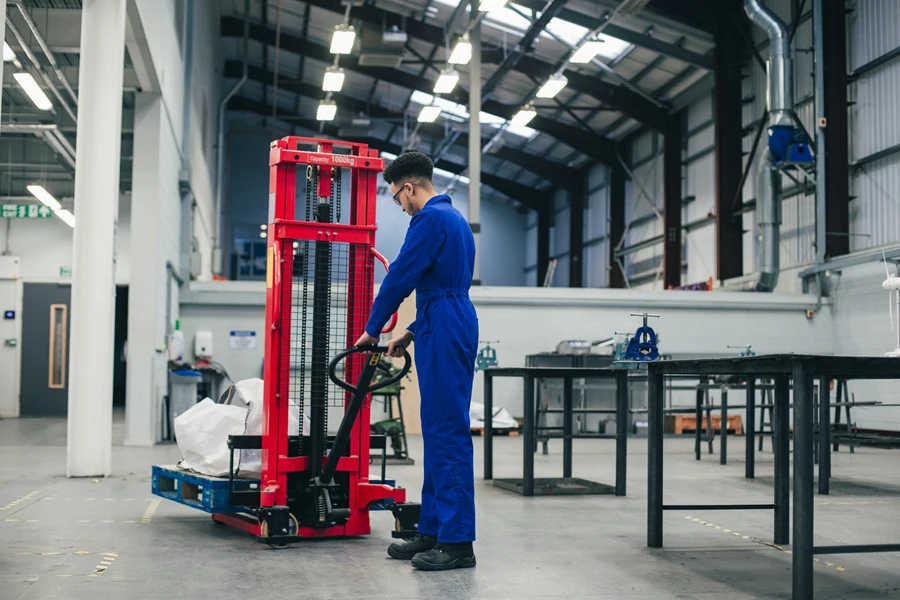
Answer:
[{"left": 392, "top": 183, "right": 415, "bottom": 206}]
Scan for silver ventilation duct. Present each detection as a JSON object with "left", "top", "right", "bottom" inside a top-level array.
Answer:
[{"left": 744, "top": 0, "right": 793, "bottom": 292}]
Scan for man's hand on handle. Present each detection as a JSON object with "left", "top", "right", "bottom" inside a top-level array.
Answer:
[
  {"left": 385, "top": 331, "right": 414, "bottom": 358},
  {"left": 354, "top": 333, "right": 379, "bottom": 348}
]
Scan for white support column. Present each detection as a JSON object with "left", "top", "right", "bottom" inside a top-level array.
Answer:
[
  {"left": 0, "top": 0, "right": 7, "bottom": 122},
  {"left": 468, "top": 0, "right": 481, "bottom": 285},
  {"left": 67, "top": 0, "right": 127, "bottom": 477},
  {"left": 125, "top": 92, "right": 164, "bottom": 447}
]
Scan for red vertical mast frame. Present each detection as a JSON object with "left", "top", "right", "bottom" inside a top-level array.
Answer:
[{"left": 259, "top": 137, "right": 403, "bottom": 539}]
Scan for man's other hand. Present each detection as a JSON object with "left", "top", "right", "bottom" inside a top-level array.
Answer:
[
  {"left": 386, "top": 331, "right": 414, "bottom": 358},
  {"left": 355, "top": 333, "right": 379, "bottom": 348}
]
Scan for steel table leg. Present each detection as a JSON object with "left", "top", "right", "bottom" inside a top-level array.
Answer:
[
  {"left": 523, "top": 374, "right": 535, "bottom": 497},
  {"left": 484, "top": 372, "right": 493, "bottom": 480},
  {"left": 648, "top": 369, "right": 665, "bottom": 548},
  {"left": 616, "top": 370, "right": 628, "bottom": 496},
  {"left": 720, "top": 388, "right": 728, "bottom": 465},
  {"left": 563, "top": 376, "right": 573, "bottom": 479},
  {"left": 774, "top": 375, "right": 790, "bottom": 545},
  {"left": 792, "top": 361, "right": 815, "bottom": 600},
  {"left": 818, "top": 376, "right": 830, "bottom": 495},
  {"left": 695, "top": 378, "right": 703, "bottom": 461},
  {"left": 706, "top": 387, "right": 714, "bottom": 455},
  {"left": 746, "top": 379, "right": 756, "bottom": 479}
]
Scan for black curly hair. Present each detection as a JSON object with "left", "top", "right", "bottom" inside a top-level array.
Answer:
[{"left": 383, "top": 150, "right": 434, "bottom": 186}]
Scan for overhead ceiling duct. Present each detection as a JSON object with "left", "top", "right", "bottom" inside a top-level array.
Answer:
[{"left": 744, "top": 0, "right": 793, "bottom": 292}]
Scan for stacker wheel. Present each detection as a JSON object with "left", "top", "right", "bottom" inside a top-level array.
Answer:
[{"left": 260, "top": 513, "right": 299, "bottom": 549}]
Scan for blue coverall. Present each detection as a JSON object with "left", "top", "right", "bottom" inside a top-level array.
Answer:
[{"left": 365, "top": 194, "right": 478, "bottom": 543}]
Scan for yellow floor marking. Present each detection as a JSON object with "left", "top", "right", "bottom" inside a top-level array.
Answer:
[
  {"left": 685, "top": 515, "right": 848, "bottom": 572},
  {"left": 90, "top": 552, "right": 118, "bottom": 577},
  {"left": 0, "top": 489, "right": 44, "bottom": 512},
  {"left": 141, "top": 499, "right": 161, "bottom": 524}
]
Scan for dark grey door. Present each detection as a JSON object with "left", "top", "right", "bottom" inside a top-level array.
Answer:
[{"left": 20, "top": 283, "right": 72, "bottom": 416}]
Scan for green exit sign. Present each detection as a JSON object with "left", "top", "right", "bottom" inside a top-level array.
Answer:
[{"left": 1, "top": 204, "right": 52, "bottom": 219}]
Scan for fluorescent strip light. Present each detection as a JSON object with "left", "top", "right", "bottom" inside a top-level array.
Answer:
[
  {"left": 27, "top": 184, "right": 62, "bottom": 211},
  {"left": 510, "top": 104, "right": 537, "bottom": 128},
  {"left": 14, "top": 72, "right": 52, "bottom": 110},
  {"left": 381, "top": 151, "right": 398, "bottom": 160},
  {"left": 448, "top": 36, "right": 472, "bottom": 64},
  {"left": 479, "top": 0, "right": 507, "bottom": 11},
  {"left": 570, "top": 40, "right": 605, "bottom": 64},
  {"left": 330, "top": 24, "right": 356, "bottom": 54},
  {"left": 316, "top": 100, "right": 337, "bottom": 121},
  {"left": 536, "top": 74, "right": 568, "bottom": 99},
  {"left": 417, "top": 105, "right": 442, "bottom": 123},
  {"left": 322, "top": 67, "right": 345, "bottom": 92},
  {"left": 433, "top": 68, "right": 459, "bottom": 94},
  {"left": 55, "top": 208, "right": 75, "bottom": 228},
  {"left": 3, "top": 42, "right": 15, "bottom": 62}
]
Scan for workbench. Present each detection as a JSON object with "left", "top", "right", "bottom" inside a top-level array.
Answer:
[
  {"left": 482, "top": 367, "right": 629, "bottom": 497},
  {"left": 644, "top": 354, "right": 900, "bottom": 600}
]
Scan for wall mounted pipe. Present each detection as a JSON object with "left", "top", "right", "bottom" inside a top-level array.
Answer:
[
  {"left": 743, "top": 0, "right": 793, "bottom": 292},
  {"left": 214, "top": 0, "right": 250, "bottom": 275},
  {"left": 11, "top": 1, "right": 79, "bottom": 106}
]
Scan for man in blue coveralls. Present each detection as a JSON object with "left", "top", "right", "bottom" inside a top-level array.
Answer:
[{"left": 355, "top": 151, "right": 478, "bottom": 571}]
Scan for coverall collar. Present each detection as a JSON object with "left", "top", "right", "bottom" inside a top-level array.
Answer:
[{"left": 425, "top": 194, "right": 452, "bottom": 208}]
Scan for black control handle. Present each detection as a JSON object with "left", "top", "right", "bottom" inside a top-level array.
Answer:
[
  {"left": 328, "top": 345, "right": 411, "bottom": 395},
  {"left": 320, "top": 345, "right": 411, "bottom": 485}
]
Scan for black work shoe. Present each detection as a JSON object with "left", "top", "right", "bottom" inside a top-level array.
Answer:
[
  {"left": 387, "top": 534, "right": 437, "bottom": 560},
  {"left": 410, "top": 542, "right": 476, "bottom": 571}
]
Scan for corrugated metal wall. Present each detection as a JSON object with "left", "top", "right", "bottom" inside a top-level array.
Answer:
[{"left": 522, "top": 0, "right": 900, "bottom": 289}]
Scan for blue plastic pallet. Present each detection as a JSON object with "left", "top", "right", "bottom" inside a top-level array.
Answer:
[
  {"left": 151, "top": 465, "right": 258, "bottom": 514},
  {"left": 152, "top": 465, "right": 397, "bottom": 513}
]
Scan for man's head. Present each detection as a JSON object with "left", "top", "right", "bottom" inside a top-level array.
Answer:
[{"left": 383, "top": 151, "right": 437, "bottom": 215}]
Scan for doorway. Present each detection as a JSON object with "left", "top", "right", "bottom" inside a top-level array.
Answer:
[{"left": 19, "top": 283, "right": 71, "bottom": 416}]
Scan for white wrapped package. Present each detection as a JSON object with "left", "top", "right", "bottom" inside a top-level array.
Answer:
[
  {"left": 174, "top": 398, "right": 247, "bottom": 476},
  {"left": 238, "top": 378, "right": 309, "bottom": 473},
  {"left": 174, "top": 378, "right": 311, "bottom": 477},
  {"left": 469, "top": 401, "right": 518, "bottom": 429}
]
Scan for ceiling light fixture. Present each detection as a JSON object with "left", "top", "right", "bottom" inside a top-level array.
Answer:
[
  {"left": 14, "top": 72, "right": 52, "bottom": 110},
  {"left": 330, "top": 24, "right": 356, "bottom": 55},
  {"left": 322, "top": 66, "right": 345, "bottom": 92},
  {"left": 536, "top": 74, "right": 568, "bottom": 99},
  {"left": 448, "top": 35, "right": 472, "bottom": 65},
  {"left": 570, "top": 40, "right": 605, "bottom": 64},
  {"left": 3, "top": 41, "right": 16, "bottom": 62},
  {"left": 55, "top": 209, "right": 75, "bottom": 228},
  {"left": 27, "top": 184, "right": 61, "bottom": 211},
  {"left": 433, "top": 68, "right": 460, "bottom": 94},
  {"left": 417, "top": 105, "right": 442, "bottom": 123},
  {"left": 510, "top": 103, "right": 537, "bottom": 128},
  {"left": 316, "top": 100, "right": 337, "bottom": 121},
  {"left": 478, "top": 0, "right": 507, "bottom": 12}
]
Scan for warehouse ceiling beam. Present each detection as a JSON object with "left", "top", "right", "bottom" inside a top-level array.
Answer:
[
  {"left": 513, "top": 0, "right": 714, "bottom": 69},
  {"left": 273, "top": 2, "right": 664, "bottom": 135},
  {"left": 216, "top": 22, "right": 617, "bottom": 165},
  {"left": 227, "top": 95, "right": 546, "bottom": 210},
  {"left": 222, "top": 60, "right": 573, "bottom": 187}
]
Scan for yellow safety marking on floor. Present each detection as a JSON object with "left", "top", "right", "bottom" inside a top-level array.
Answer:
[
  {"left": 685, "top": 517, "right": 847, "bottom": 573},
  {"left": 141, "top": 499, "right": 161, "bottom": 524},
  {"left": 0, "top": 489, "right": 44, "bottom": 512},
  {"left": 818, "top": 500, "right": 890, "bottom": 506},
  {"left": 74, "top": 551, "right": 91, "bottom": 555},
  {"left": 88, "top": 553, "right": 119, "bottom": 577}
]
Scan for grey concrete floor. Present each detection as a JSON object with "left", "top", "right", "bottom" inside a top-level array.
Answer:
[{"left": 2, "top": 414, "right": 899, "bottom": 599}]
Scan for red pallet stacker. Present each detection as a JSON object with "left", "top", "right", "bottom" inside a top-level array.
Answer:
[{"left": 206, "top": 137, "right": 419, "bottom": 547}]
